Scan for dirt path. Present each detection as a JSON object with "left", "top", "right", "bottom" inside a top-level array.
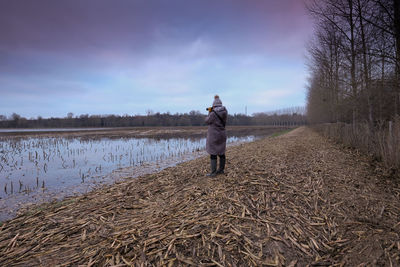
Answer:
[{"left": 0, "top": 127, "right": 399, "bottom": 266}]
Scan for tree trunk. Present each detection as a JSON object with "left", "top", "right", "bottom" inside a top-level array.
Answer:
[
  {"left": 395, "top": 0, "right": 400, "bottom": 116},
  {"left": 380, "top": 50, "right": 385, "bottom": 121},
  {"left": 348, "top": 0, "right": 358, "bottom": 124},
  {"left": 357, "top": 0, "right": 373, "bottom": 124}
]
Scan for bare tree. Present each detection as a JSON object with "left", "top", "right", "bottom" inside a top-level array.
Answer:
[{"left": 307, "top": 0, "right": 399, "bottom": 124}]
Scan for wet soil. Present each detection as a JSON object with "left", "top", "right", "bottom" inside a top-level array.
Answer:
[
  {"left": 0, "top": 125, "right": 289, "bottom": 140},
  {"left": 0, "top": 127, "right": 399, "bottom": 266}
]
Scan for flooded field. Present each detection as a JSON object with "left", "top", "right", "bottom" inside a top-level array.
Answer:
[
  {"left": 0, "top": 126, "right": 287, "bottom": 220},
  {"left": 0, "top": 128, "right": 109, "bottom": 133}
]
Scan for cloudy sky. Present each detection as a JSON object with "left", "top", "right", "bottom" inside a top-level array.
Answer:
[{"left": 0, "top": 0, "right": 313, "bottom": 118}]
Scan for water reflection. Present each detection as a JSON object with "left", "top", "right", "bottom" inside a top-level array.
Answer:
[{"left": 0, "top": 135, "right": 254, "bottom": 199}]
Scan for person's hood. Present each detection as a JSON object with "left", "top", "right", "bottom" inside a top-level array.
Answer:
[{"left": 213, "top": 106, "right": 226, "bottom": 113}]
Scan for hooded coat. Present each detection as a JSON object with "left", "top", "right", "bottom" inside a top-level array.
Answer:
[{"left": 205, "top": 98, "right": 228, "bottom": 155}]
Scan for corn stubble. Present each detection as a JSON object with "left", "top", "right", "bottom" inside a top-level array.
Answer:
[{"left": 0, "top": 127, "right": 399, "bottom": 266}]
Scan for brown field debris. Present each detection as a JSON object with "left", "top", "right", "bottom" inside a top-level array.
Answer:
[
  {"left": 0, "top": 127, "right": 399, "bottom": 266},
  {"left": 0, "top": 125, "right": 287, "bottom": 140}
]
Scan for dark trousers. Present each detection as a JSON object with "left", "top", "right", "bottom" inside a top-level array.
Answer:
[
  {"left": 209, "top": 154, "right": 225, "bottom": 175},
  {"left": 210, "top": 154, "right": 225, "bottom": 161}
]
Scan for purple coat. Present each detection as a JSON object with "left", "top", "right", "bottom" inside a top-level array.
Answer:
[{"left": 205, "top": 106, "right": 228, "bottom": 155}]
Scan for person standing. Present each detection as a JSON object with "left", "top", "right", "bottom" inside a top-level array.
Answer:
[{"left": 205, "top": 95, "right": 228, "bottom": 176}]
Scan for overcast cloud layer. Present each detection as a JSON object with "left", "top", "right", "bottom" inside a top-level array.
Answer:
[{"left": 0, "top": 0, "right": 313, "bottom": 118}]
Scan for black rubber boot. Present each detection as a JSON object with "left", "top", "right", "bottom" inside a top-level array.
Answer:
[
  {"left": 207, "top": 158, "right": 217, "bottom": 177},
  {"left": 216, "top": 155, "right": 225, "bottom": 175}
]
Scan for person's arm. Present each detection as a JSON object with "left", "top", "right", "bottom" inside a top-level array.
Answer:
[
  {"left": 222, "top": 109, "right": 228, "bottom": 126},
  {"left": 205, "top": 112, "right": 215, "bottom": 125}
]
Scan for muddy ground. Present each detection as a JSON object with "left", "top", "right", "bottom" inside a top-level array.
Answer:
[
  {"left": 0, "top": 125, "right": 290, "bottom": 140},
  {"left": 0, "top": 127, "right": 399, "bottom": 266}
]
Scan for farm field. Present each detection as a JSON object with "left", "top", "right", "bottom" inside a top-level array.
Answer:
[
  {"left": 0, "top": 125, "right": 287, "bottom": 138},
  {"left": 0, "top": 127, "right": 398, "bottom": 265},
  {"left": 0, "top": 126, "right": 286, "bottom": 221}
]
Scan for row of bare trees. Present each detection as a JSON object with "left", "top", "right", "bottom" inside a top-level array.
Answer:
[
  {"left": 0, "top": 109, "right": 307, "bottom": 129},
  {"left": 306, "top": 0, "right": 399, "bottom": 124},
  {"left": 306, "top": 0, "right": 400, "bottom": 171},
  {"left": 252, "top": 106, "right": 306, "bottom": 126}
]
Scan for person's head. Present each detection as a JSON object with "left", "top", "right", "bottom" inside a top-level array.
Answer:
[{"left": 212, "top": 95, "right": 222, "bottom": 107}]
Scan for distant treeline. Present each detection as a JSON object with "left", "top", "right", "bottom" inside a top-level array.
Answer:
[{"left": 0, "top": 107, "right": 306, "bottom": 128}]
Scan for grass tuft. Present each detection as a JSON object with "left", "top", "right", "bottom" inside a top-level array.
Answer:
[{"left": 270, "top": 128, "right": 295, "bottom": 137}]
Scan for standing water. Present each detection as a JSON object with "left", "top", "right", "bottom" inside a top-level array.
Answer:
[{"left": 0, "top": 135, "right": 254, "bottom": 220}]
